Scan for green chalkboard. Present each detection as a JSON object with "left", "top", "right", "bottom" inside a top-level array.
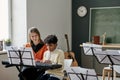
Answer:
[{"left": 89, "top": 7, "right": 120, "bottom": 43}]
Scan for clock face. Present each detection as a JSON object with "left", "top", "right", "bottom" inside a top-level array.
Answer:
[{"left": 77, "top": 6, "right": 87, "bottom": 17}]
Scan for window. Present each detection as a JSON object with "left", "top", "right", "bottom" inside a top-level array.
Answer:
[{"left": 0, "top": 0, "right": 11, "bottom": 40}]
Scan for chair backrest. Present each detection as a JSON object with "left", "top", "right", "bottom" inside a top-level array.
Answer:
[{"left": 64, "top": 59, "right": 72, "bottom": 70}]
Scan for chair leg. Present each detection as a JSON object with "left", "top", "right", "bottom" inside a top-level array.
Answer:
[
  {"left": 108, "top": 71, "right": 111, "bottom": 80},
  {"left": 102, "top": 69, "right": 106, "bottom": 80},
  {"left": 114, "top": 71, "right": 116, "bottom": 80}
]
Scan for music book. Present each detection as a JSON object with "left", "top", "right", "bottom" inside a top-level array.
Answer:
[{"left": 6, "top": 46, "right": 36, "bottom": 66}]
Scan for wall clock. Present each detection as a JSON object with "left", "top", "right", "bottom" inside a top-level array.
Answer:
[{"left": 77, "top": 6, "right": 87, "bottom": 17}]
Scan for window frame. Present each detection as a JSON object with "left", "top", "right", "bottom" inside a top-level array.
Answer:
[{"left": 8, "top": 0, "right": 12, "bottom": 40}]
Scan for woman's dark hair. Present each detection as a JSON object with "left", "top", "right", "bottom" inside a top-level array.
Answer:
[{"left": 44, "top": 35, "right": 58, "bottom": 44}]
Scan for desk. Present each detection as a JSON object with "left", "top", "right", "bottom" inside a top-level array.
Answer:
[
  {"left": 0, "top": 50, "right": 7, "bottom": 55},
  {"left": 80, "top": 43, "right": 120, "bottom": 49}
]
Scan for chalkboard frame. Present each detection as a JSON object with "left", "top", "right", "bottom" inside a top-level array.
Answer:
[{"left": 89, "top": 6, "right": 120, "bottom": 44}]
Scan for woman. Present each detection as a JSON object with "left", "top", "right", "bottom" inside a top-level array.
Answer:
[
  {"left": 26, "top": 27, "right": 47, "bottom": 61},
  {"left": 19, "top": 27, "right": 47, "bottom": 80}
]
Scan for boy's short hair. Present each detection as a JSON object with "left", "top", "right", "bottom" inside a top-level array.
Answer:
[{"left": 44, "top": 35, "right": 58, "bottom": 44}]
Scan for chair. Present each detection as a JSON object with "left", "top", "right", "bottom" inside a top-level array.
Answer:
[
  {"left": 102, "top": 66, "right": 116, "bottom": 80},
  {"left": 64, "top": 59, "right": 72, "bottom": 70},
  {"left": 63, "top": 59, "right": 72, "bottom": 80}
]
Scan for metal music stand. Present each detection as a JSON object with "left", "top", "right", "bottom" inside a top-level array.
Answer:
[
  {"left": 82, "top": 43, "right": 102, "bottom": 56},
  {"left": 7, "top": 46, "right": 36, "bottom": 66},
  {"left": 82, "top": 43, "right": 102, "bottom": 73},
  {"left": 6, "top": 46, "right": 35, "bottom": 80},
  {"left": 91, "top": 49, "right": 120, "bottom": 80},
  {"left": 66, "top": 67, "right": 98, "bottom": 80}
]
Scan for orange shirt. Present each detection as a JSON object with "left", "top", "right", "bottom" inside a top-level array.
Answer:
[{"left": 25, "top": 43, "right": 47, "bottom": 61}]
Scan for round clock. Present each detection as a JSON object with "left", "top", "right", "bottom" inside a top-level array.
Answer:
[{"left": 77, "top": 6, "right": 87, "bottom": 17}]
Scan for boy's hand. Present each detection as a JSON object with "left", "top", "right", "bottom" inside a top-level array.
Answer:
[{"left": 44, "top": 60, "right": 51, "bottom": 64}]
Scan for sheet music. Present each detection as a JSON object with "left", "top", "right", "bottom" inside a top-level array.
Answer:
[
  {"left": 113, "top": 65, "right": 120, "bottom": 74},
  {"left": 66, "top": 67, "right": 98, "bottom": 80},
  {"left": 105, "top": 50, "right": 120, "bottom": 55},
  {"left": 6, "top": 46, "right": 36, "bottom": 66},
  {"left": 93, "top": 49, "right": 120, "bottom": 65},
  {"left": 82, "top": 43, "right": 102, "bottom": 55}
]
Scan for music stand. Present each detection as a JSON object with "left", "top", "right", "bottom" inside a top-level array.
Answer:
[
  {"left": 91, "top": 47, "right": 120, "bottom": 80},
  {"left": 7, "top": 46, "right": 36, "bottom": 66},
  {"left": 82, "top": 43, "right": 102, "bottom": 55},
  {"left": 82, "top": 43, "right": 102, "bottom": 73},
  {"left": 6, "top": 46, "right": 36, "bottom": 80},
  {"left": 66, "top": 67, "right": 98, "bottom": 80}
]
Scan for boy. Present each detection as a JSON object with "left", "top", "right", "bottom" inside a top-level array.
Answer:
[{"left": 39, "top": 35, "right": 64, "bottom": 80}]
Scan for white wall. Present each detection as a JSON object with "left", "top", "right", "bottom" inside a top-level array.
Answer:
[
  {"left": 12, "top": 0, "right": 27, "bottom": 47},
  {"left": 0, "top": 0, "right": 71, "bottom": 80},
  {"left": 27, "top": 0, "right": 72, "bottom": 51},
  {"left": 12, "top": 0, "right": 71, "bottom": 51},
  {"left": 0, "top": 0, "right": 27, "bottom": 80}
]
